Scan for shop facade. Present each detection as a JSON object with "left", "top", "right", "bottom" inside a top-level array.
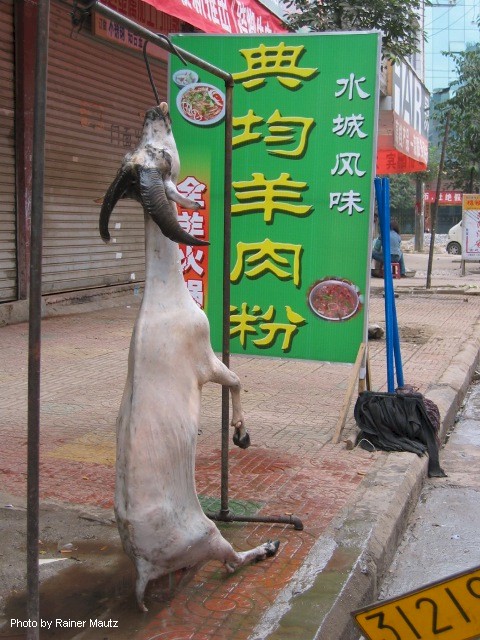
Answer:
[{"left": 0, "top": 0, "right": 286, "bottom": 309}]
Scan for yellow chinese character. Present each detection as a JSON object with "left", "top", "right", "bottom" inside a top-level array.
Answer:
[
  {"left": 232, "top": 109, "right": 264, "bottom": 148},
  {"left": 232, "top": 172, "right": 312, "bottom": 223},
  {"left": 233, "top": 42, "right": 317, "bottom": 90},
  {"left": 231, "top": 239, "right": 302, "bottom": 286},
  {"left": 254, "top": 305, "right": 305, "bottom": 350},
  {"left": 230, "top": 303, "right": 305, "bottom": 351},
  {"left": 230, "top": 302, "right": 262, "bottom": 348},
  {"left": 265, "top": 110, "right": 315, "bottom": 157}
]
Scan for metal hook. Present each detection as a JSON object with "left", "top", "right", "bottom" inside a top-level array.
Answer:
[
  {"left": 143, "top": 39, "right": 160, "bottom": 105},
  {"left": 143, "top": 34, "right": 188, "bottom": 105}
]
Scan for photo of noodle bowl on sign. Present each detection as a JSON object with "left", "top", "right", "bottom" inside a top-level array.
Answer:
[
  {"left": 308, "top": 278, "right": 363, "bottom": 322},
  {"left": 176, "top": 83, "right": 226, "bottom": 126},
  {"left": 172, "top": 69, "right": 199, "bottom": 88}
]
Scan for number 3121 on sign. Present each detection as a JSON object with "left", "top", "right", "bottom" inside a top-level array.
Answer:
[{"left": 352, "top": 565, "right": 480, "bottom": 640}]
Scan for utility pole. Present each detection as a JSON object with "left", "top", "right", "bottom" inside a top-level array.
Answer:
[
  {"left": 426, "top": 111, "right": 450, "bottom": 289},
  {"left": 414, "top": 175, "right": 424, "bottom": 252}
]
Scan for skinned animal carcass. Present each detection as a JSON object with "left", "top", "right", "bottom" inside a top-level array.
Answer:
[{"left": 99, "top": 102, "right": 279, "bottom": 611}]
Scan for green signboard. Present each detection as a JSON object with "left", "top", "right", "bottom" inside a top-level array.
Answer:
[{"left": 169, "top": 33, "right": 380, "bottom": 363}]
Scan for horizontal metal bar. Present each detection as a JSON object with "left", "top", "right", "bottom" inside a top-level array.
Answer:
[
  {"left": 88, "top": 1, "right": 233, "bottom": 84},
  {"left": 206, "top": 511, "right": 304, "bottom": 531}
]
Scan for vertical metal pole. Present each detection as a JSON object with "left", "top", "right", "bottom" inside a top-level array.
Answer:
[
  {"left": 381, "top": 179, "right": 395, "bottom": 393},
  {"left": 427, "top": 111, "right": 450, "bottom": 289},
  {"left": 27, "top": 1, "right": 50, "bottom": 636},
  {"left": 220, "top": 80, "right": 234, "bottom": 516},
  {"left": 414, "top": 175, "right": 424, "bottom": 253},
  {"left": 374, "top": 178, "right": 395, "bottom": 393}
]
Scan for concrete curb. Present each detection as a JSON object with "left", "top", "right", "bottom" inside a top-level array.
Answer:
[{"left": 250, "top": 320, "right": 480, "bottom": 640}]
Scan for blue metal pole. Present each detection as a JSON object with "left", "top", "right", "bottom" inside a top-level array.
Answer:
[
  {"left": 374, "top": 178, "right": 395, "bottom": 392},
  {"left": 382, "top": 180, "right": 405, "bottom": 388},
  {"left": 392, "top": 297, "right": 405, "bottom": 388}
]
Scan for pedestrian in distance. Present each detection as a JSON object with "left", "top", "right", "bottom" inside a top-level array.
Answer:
[{"left": 371, "top": 219, "right": 407, "bottom": 278}]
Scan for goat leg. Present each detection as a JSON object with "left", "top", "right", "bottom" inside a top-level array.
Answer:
[
  {"left": 208, "top": 357, "right": 250, "bottom": 449},
  {"left": 224, "top": 540, "right": 280, "bottom": 572}
]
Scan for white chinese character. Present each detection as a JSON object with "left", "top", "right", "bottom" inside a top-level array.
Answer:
[
  {"left": 331, "top": 152, "right": 366, "bottom": 177},
  {"left": 192, "top": 0, "right": 206, "bottom": 17},
  {"left": 217, "top": 0, "right": 231, "bottom": 31},
  {"left": 204, "top": 0, "right": 219, "bottom": 24},
  {"left": 177, "top": 176, "right": 207, "bottom": 208},
  {"left": 245, "top": 7, "right": 256, "bottom": 32},
  {"left": 182, "top": 247, "right": 205, "bottom": 276},
  {"left": 332, "top": 114, "right": 368, "bottom": 139},
  {"left": 187, "top": 280, "right": 204, "bottom": 307},
  {"left": 178, "top": 211, "right": 206, "bottom": 240},
  {"left": 335, "top": 73, "right": 370, "bottom": 100},
  {"left": 233, "top": 0, "right": 248, "bottom": 33},
  {"left": 329, "top": 191, "right": 364, "bottom": 216}
]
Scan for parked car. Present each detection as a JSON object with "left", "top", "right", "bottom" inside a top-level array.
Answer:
[{"left": 446, "top": 221, "right": 462, "bottom": 255}]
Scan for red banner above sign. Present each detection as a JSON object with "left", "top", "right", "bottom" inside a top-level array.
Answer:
[
  {"left": 142, "top": 0, "right": 288, "bottom": 34},
  {"left": 424, "top": 190, "right": 463, "bottom": 204},
  {"left": 376, "top": 147, "right": 427, "bottom": 175}
]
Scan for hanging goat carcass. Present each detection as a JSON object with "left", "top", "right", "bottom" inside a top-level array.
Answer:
[{"left": 99, "top": 102, "right": 280, "bottom": 611}]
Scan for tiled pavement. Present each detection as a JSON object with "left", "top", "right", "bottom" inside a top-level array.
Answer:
[{"left": 1, "top": 269, "right": 480, "bottom": 639}]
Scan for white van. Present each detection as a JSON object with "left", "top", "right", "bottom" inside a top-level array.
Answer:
[{"left": 446, "top": 221, "right": 462, "bottom": 255}]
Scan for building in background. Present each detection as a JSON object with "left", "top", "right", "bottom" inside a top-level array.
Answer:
[
  {"left": 425, "top": 0, "right": 478, "bottom": 144},
  {"left": 422, "top": 1, "right": 479, "bottom": 227},
  {"left": 424, "top": 0, "right": 479, "bottom": 93}
]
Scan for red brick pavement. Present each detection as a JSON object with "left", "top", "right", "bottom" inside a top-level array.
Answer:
[{"left": 1, "top": 290, "right": 479, "bottom": 638}]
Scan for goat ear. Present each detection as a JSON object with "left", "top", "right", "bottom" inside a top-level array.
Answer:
[
  {"left": 138, "top": 167, "right": 209, "bottom": 247},
  {"left": 99, "top": 167, "right": 133, "bottom": 242}
]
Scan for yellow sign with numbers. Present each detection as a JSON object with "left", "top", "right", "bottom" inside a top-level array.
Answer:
[{"left": 353, "top": 565, "right": 480, "bottom": 640}]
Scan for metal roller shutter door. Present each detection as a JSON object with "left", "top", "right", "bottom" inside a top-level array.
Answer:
[
  {"left": 0, "top": 0, "right": 17, "bottom": 302},
  {"left": 43, "top": 1, "right": 168, "bottom": 294}
]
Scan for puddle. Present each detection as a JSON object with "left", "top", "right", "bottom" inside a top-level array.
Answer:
[{"left": 0, "top": 540, "right": 184, "bottom": 639}]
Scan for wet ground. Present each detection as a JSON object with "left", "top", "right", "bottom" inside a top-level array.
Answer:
[
  {"left": 378, "top": 380, "right": 480, "bottom": 599},
  {"left": 2, "top": 248, "right": 480, "bottom": 639}
]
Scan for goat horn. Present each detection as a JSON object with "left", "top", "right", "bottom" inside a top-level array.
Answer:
[
  {"left": 99, "top": 166, "right": 134, "bottom": 242},
  {"left": 138, "top": 167, "right": 209, "bottom": 247}
]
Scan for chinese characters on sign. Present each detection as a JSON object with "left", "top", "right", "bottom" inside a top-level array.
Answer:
[
  {"left": 176, "top": 176, "right": 209, "bottom": 308},
  {"left": 93, "top": 0, "right": 181, "bottom": 60},
  {"left": 136, "top": 0, "right": 287, "bottom": 35},
  {"left": 170, "top": 33, "right": 380, "bottom": 363},
  {"left": 462, "top": 194, "right": 480, "bottom": 261},
  {"left": 424, "top": 191, "right": 463, "bottom": 204}
]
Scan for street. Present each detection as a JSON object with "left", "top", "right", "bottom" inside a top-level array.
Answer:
[
  {"left": 356, "top": 376, "right": 480, "bottom": 640},
  {"left": 2, "top": 246, "right": 480, "bottom": 639}
]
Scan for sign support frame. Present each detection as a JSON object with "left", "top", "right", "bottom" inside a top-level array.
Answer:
[{"left": 80, "top": 1, "right": 304, "bottom": 532}]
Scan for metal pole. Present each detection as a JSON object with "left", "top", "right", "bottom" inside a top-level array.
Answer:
[
  {"left": 27, "top": 1, "right": 50, "bottom": 637},
  {"left": 427, "top": 111, "right": 450, "bottom": 289},
  {"left": 220, "top": 81, "right": 234, "bottom": 517},
  {"left": 91, "top": 2, "right": 231, "bottom": 82},
  {"left": 375, "top": 178, "right": 395, "bottom": 393},
  {"left": 73, "top": 1, "right": 302, "bottom": 531},
  {"left": 414, "top": 175, "right": 424, "bottom": 252}
]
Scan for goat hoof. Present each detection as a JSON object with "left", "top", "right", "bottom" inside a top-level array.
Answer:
[
  {"left": 265, "top": 540, "right": 280, "bottom": 557},
  {"left": 233, "top": 430, "right": 251, "bottom": 449}
]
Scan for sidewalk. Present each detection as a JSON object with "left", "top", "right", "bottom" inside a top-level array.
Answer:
[{"left": 1, "top": 252, "right": 480, "bottom": 639}]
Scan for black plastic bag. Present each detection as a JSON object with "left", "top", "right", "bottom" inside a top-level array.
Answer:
[{"left": 354, "top": 390, "right": 446, "bottom": 477}]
